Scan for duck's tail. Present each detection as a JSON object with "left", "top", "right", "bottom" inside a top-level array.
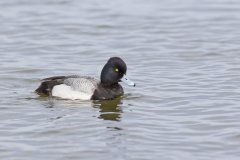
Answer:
[{"left": 35, "top": 80, "right": 62, "bottom": 96}]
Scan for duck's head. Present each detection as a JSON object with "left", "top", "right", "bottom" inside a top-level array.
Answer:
[{"left": 101, "top": 57, "right": 135, "bottom": 87}]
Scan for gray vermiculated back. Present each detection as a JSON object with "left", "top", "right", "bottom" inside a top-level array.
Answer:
[{"left": 63, "top": 76, "right": 99, "bottom": 94}]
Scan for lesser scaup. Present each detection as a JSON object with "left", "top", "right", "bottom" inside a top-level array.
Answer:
[{"left": 35, "top": 57, "right": 135, "bottom": 100}]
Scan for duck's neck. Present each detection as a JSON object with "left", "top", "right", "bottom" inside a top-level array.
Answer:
[{"left": 101, "top": 82, "right": 119, "bottom": 87}]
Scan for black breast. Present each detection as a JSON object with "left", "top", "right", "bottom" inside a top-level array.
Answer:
[{"left": 91, "top": 84, "right": 124, "bottom": 100}]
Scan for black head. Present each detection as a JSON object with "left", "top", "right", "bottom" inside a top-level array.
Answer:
[{"left": 101, "top": 57, "right": 127, "bottom": 86}]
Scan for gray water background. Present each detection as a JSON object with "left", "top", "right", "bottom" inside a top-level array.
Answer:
[{"left": 1, "top": 0, "right": 240, "bottom": 159}]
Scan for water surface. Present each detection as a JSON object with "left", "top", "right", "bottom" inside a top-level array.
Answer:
[{"left": 1, "top": 0, "right": 240, "bottom": 159}]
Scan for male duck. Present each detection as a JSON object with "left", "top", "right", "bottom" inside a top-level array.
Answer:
[{"left": 35, "top": 57, "right": 135, "bottom": 100}]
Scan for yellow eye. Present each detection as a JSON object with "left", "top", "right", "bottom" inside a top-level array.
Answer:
[{"left": 115, "top": 68, "right": 119, "bottom": 72}]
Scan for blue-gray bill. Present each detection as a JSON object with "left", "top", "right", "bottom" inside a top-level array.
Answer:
[{"left": 121, "top": 75, "right": 136, "bottom": 87}]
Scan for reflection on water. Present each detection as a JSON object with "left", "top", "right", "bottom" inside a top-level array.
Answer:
[{"left": 93, "top": 97, "right": 123, "bottom": 121}]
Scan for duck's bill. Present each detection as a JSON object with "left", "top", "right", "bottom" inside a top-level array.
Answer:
[{"left": 121, "top": 75, "right": 136, "bottom": 87}]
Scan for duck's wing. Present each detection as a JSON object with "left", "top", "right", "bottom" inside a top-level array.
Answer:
[
  {"left": 36, "top": 75, "right": 98, "bottom": 96},
  {"left": 63, "top": 76, "right": 99, "bottom": 94},
  {"left": 41, "top": 75, "right": 80, "bottom": 81}
]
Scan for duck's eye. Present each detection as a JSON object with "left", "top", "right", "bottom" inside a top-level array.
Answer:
[{"left": 115, "top": 68, "right": 119, "bottom": 72}]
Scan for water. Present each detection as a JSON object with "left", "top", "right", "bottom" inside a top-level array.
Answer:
[{"left": 1, "top": 0, "right": 240, "bottom": 159}]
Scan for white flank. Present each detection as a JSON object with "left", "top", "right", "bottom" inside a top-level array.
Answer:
[{"left": 52, "top": 84, "right": 92, "bottom": 100}]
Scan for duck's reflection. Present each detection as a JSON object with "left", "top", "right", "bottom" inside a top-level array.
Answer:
[{"left": 93, "top": 97, "right": 123, "bottom": 121}]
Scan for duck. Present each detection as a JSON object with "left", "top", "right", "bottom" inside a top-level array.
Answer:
[{"left": 35, "top": 57, "right": 135, "bottom": 100}]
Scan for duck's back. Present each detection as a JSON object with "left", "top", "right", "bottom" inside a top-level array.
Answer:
[{"left": 35, "top": 75, "right": 99, "bottom": 100}]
